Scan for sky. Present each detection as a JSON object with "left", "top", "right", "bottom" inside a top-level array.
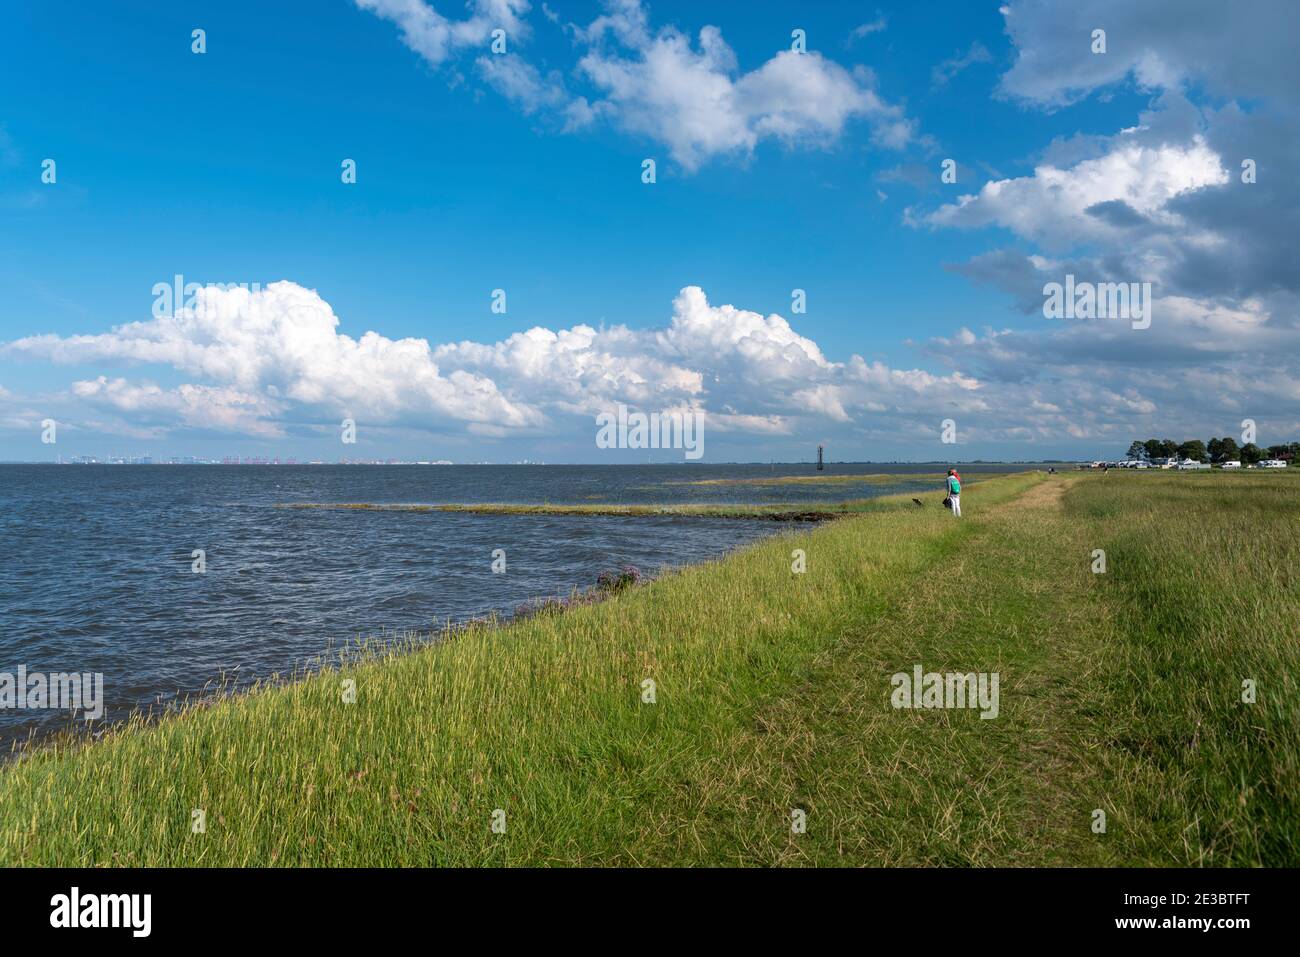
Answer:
[{"left": 0, "top": 0, "right": 1296, "bottom": 463}]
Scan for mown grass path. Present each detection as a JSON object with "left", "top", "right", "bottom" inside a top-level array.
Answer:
[{"left": 624, "top": 476, "right": 1116, "bottom": 866}]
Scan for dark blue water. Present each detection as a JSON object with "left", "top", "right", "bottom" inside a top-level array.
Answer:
[{"left": 0, "top": 463, "right": 1028, "bottom": 747}]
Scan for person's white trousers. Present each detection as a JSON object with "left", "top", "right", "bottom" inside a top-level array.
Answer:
[{"left": 951, "top": 494, "right": 961, "bottom": 517}]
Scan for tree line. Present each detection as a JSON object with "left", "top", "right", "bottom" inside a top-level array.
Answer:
[{"left": 1125, "top": 438, "right": 1300, "bottom": 464}]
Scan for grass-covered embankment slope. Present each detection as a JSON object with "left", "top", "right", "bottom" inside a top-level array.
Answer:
[{"left": 1, "top": 471, "right": 1295, "bottom": 866}]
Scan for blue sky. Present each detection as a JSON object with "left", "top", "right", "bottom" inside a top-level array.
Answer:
[{"left": 1, "top": 0, "right": 1296, "bottom": 462}]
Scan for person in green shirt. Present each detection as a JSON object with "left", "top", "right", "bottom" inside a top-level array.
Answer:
[{"left": 946, "top": 469, "right": 962, "bottom": 517}]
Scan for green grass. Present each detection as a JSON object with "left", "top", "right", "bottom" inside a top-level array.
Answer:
[
  {"left": 279, "top": 501, "right": 852, "bottom": 520},
  {"left": 1, "top": 470, "right": 1296, "bottom": 866},
  {"left": 670, "top": 472, "right": 950, "bottom": 487},
  {"left": 273, "top": 475, "right": 997, "bottom": 520},
  {"left": 1068, "top": 471, "right": 1300, "bottom": 865}
]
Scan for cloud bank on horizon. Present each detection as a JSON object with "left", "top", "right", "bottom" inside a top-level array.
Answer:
[
  {"left": 4, "top": 281, "right": 985, "bottom": 447},
  {"left": 1, "top": 0, "right": 1298, "bottom": 460}
]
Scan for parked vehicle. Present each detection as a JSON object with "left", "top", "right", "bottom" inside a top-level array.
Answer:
[
  {"left": 1260, "top": 459, "right": 1288, "bottom": 469},
  {"left": 1221, "top": 460, "right": 1242, "bottom": 469},
  {"left": 1176, "top": 459, "right": 1209, "bottom": 470}
]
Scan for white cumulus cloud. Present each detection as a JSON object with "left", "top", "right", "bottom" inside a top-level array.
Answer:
[
  {"left": 4, "top": 282, "right": 997, "bottom": 448},
  {"left": 356, "top": 0, "right": 916, "bottom": 171},
  {"left": 355, "top": 0, "right": 531, "bottom": 68},
  {"left": 924, "top": 134, "right": 1229, "bottom": 247}
]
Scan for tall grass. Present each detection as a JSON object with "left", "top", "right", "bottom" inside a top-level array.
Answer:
[{"left": 1073, "top": 471, "right": 1300, "bottom": 865}]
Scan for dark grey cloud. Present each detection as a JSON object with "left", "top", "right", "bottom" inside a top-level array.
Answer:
[
  {"left": 945, "top": 249, "right": 1047, "bottom": 314},
  {"left": 998, "top": 0, "right": 1300, "bottom": 108},
  {"left": 1084, "top": 199, "right": 1151, "bottom": 228}
]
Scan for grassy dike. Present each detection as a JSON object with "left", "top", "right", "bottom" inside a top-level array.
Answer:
[{"left": 1, "top": 471, "right": 1296, "bottom": 866}]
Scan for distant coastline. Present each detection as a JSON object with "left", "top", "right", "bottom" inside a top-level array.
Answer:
[{"left": 1, "top": 459, "right": 1076, "bottom": 466}]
